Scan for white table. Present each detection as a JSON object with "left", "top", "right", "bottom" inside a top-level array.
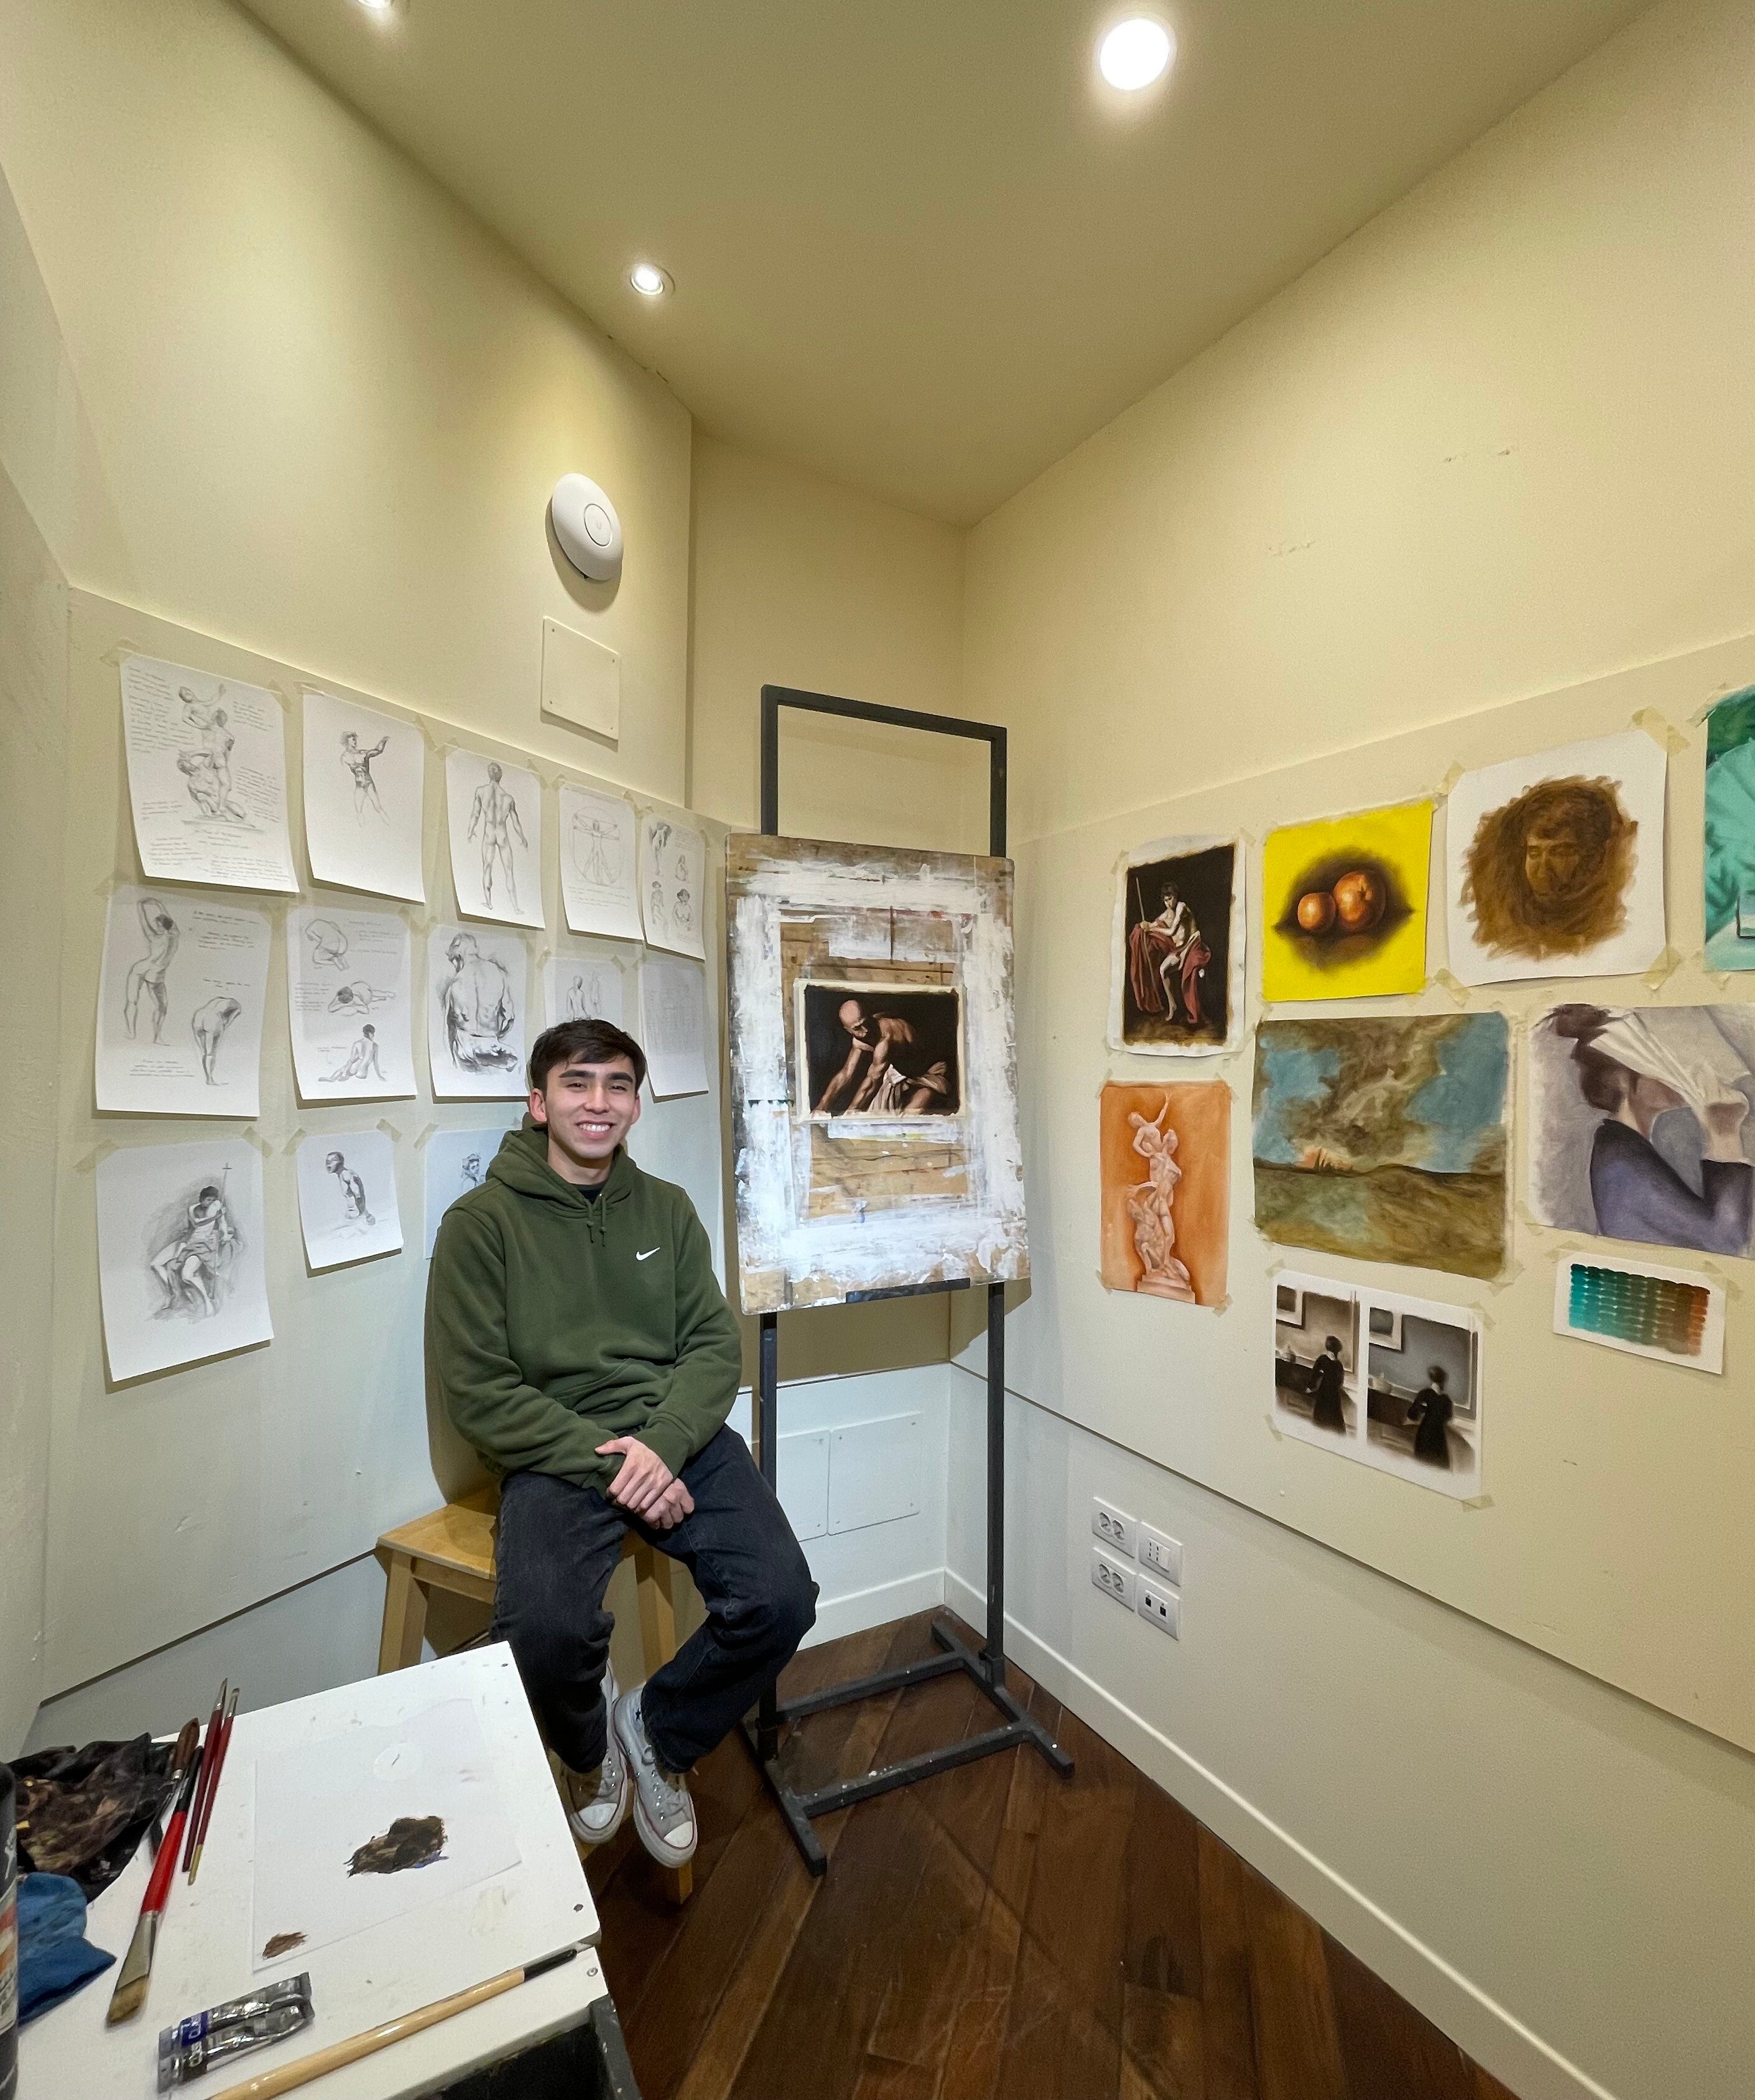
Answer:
[{"left": 22, "top": 1646, "right": 607, "bottom": 2100}]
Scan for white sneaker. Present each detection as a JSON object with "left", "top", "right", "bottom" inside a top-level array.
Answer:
[
  {"left": 559, "top": 1664, "right": 628, "bottom": 1847},
  {"left": 613, "top": 1685, "right": 697, "bottom": 1867}
]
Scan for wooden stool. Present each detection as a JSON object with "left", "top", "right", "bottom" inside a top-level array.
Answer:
[{"left": 374, "top": 1487, "right": 692, "bottom": 1900}]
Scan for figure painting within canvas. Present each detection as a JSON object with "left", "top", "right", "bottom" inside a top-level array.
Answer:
[
  {"left": 1109, "top": 837, "right": 1243, "bottom": 1054},
  {"left": 802, "top": 983, "right": 961, "bottom": 1118},
  {"left": 1099, "top": 1082, "right": 1229, "bottom": 1306},
  {"left": 726, "top": 837, "right": 1027, "bottom": 1310},
  {"left": 1704, "top": 685, "right": 1755, "bottom": 972},
  {"left": 1274, "top": 1271, "right": 1483, "bottom": 1498},
  {"left": 1445, "top": 730, "right": 1665, "bottom": 984},
  {"left": 1259, "top": 801, "right": 1432, "bottom": 1003},
  {"left": 1252, "top": 1013, "right": 1509, "bottom": 1279},
  {"left": 1527, "top": 1004, "right": 1754, "bottom": 1256}
]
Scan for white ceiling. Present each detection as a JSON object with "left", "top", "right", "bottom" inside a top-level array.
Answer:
[{"left": 239, "top": 0, "right": 1652, "bottom": 524}]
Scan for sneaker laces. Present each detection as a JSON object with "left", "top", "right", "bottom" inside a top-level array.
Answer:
[{"left": 631, "top": 1721, "right": 688, "bottom": 1819}]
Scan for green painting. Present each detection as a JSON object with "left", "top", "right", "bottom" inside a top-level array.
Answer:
[
  {"left": 1252, "top": 1014, "right": 1509, "bottom": 1280},
  {"left": 1705, "top": 684, "right": 1755, "bottom": 972}
]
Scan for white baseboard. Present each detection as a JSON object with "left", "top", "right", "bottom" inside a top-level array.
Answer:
[
  {"left": 943, "top": 1569, "right": 1618, "bottom": 2100},
  {"left": 805, "top": 1568, "right": 947, "bottom": 1650}
]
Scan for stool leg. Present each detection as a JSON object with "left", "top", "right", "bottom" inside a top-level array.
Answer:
[
  {"left": 377, "top": 1551, "right": 429, "bottom": 1673},
  {"left": 630, "top": 1541, "right": 692, "bottom": 1903}
]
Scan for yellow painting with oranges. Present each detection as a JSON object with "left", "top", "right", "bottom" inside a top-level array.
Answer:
[{"left": 1260, "top": 800, "right": 1433, "bottom": 1003}]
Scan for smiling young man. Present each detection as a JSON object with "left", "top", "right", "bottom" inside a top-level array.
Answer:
[{"left": 427, "top": 1017, "right": 817, "bottom": 1867}]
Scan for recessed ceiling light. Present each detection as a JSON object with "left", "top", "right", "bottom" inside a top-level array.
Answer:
[
  {"left": 1098, "top": 17, "right": 1175, "bottom": 92},
  {"left": 629, "top": 262, "right": 673, "bottom": 299}
]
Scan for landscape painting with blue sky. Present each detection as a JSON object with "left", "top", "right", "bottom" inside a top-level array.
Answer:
[{"left": 1252, "top": 1013, "right": 1509, "bottom": 1279}]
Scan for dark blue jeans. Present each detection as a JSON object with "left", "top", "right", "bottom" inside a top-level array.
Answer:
[{"left": 490, "top": 1428, "right": 818, "bottom": 1775}]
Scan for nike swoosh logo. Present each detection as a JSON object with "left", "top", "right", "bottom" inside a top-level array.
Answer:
[{"left": 636, "top": 1247, "right": 661, "bottom": 1261}]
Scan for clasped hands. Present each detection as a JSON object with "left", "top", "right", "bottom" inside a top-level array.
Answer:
[{"left": 597, "top": 1434, "right": 694, "bottom": 1529}]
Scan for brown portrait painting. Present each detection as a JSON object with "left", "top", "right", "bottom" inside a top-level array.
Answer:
[{"left": 1461, "top": 774, "right": 1636, "bottom": 961}]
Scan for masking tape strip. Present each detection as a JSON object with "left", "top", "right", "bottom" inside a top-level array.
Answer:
[
  {"left": 1460, "top": 1494, "right": 1493, "bottom": 1512},
  {"left": 282, "top": 1128, "right": 305, "bottom": 1156},
  {"left": 1630, "top": 706, "right": 1688, "bottom": 755},
  {"left": 376, "top": 1117, "right": 404, "bottom": 1142},
  {"left": 94, "top": 873, "right": 121, "bottom": 899},
  {"left": 1485, "top": 1256, "right": 1525, "bottom": 1296},
  {"left": 413, "top": 1123, "right": 438, "bottom": 1151},
  {"left": 73, "top": 1140, "right": 121, "bottom": 1174},
  {"left": 99, "top": 639, "right": 153, "bottom": 668},
  {"left": 1264, "top": 1413, "right": 1284, "bottom": 1443},
  {"left": 1432, "top": 967, "right": 1470, "bottom": 1008},
  {"left": 1641, "top": 944, "right": 1682, "bottom": 991},
  {"left": 1435, "top": 760, "right": 1465, "bottom": 797},
  {"left": 243, "top": 1128, "right": 274, "bottom": 1159},
  {"left": 1208, "top": 1292, "right": 1233, "bottom": 1314}
]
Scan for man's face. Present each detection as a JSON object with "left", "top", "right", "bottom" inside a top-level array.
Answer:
[
  {"left": 840, "top": 1000, "right": 871, "bottom": 1042},
  {"left": 1523, "top": 817, "right": 1590, "bottom": 900},
  {"left": 532, "top": 1054, "right": 641, "bottom": 1165}
]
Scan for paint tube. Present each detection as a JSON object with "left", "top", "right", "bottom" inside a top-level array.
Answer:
[{"left": 157, "top": 1979, "right": 313, "bottom": 2089}]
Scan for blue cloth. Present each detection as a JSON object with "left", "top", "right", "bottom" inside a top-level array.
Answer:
[{"left": 18, "top": 1872, "right": 114, "bottom": 2023}]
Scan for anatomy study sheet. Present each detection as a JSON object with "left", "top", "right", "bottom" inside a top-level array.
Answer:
[
  {"left": 121, "top": 654, "right": 297, "bottom": 892},
  {"left": 302, "top": 690, "right": 426, "bottom": 903},
  {"left": 639, "top": 812, "right": 707, "bottom": 960},
  {"left": 542, "top": 950, "right": 626, "bottom": 1031},
  {"left": 286, "top": 904, "right": 416, "bottom": 1102},
  {"left": 558, "top": 783, "right": 642, "bottom": 942},
  {"left": 96, "top": 1138, "right": 273, "bottom": 1381},
  {"left": 295, "top": 1127, "right": 404, "bottom": 1269},
  {"left": 427, "top": 923, "right": 529, "bottom": 1099},
  {"left": 447, "top": 748, "right": 544, "bottom": 929},
  {"left": 96, "top": 886, "right": 271, "bottom": 1116},
  {"left": 641, "top": 956, "right": 709, "bottom": 1097},
  {"left": 423, "top": 1122, "right": 517, "bottom": 1255}
]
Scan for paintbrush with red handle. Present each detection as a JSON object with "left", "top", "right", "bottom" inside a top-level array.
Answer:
[
  {"left": 181, "top": 1678, "right": 228, "bottom": 1874},
  {"left": 106, "top": 1749, "right": 203, "bottom": 2023},
  {"left": 187, "top": 1686, "right": 238, "bottom": 1883},
  {"left": 149, "top": 1719, "right": 200, "bottom": 1857}
]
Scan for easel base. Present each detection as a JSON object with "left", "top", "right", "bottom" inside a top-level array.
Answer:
[{"left": 741, "top": 1618, "right": 1074, "bottom": 1875}]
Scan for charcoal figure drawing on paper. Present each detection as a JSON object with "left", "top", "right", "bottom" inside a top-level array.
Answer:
[
  {"left": 149, "top": 1174, "right": 239, "bottom": 1322},
  {"left": 302, "top": 690, "right": 426, "bottom": 904},
  {"left": 340, "top": 728, "right": 391, "bottom": 822},
  {"left": 123, "top": 896, "right": 178, "bottom": 1041},
  {"left": 441, "top": 931, "right": 517, "bottom": 1072},
  {"left": 192, "top": 996, "right": 243, "bottom": 1086},
  {"left": 305, "top": 918, "right": 350, "bottom": 970},
  {"left": 445, "top": 748, "right": 544, "bottom": 929},
  {"left": 558, "top": 783, "right": 642, "bottom": 941},
  {"left": 468, "top": 761, "right": 528, "bottom": 918},
  {"left": 287, "top": 904, "right": 414, "bottom": 1103},
  {"left": 325, "top": 1024, "right": 386, "bottom": 1085}
]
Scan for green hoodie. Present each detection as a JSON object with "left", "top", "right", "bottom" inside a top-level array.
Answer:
[{"left": 426, "top": 1117, "right": 742, "bottom": 1491}]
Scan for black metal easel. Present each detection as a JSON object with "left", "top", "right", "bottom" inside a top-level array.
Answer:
[{"left": 739, "top": 684, "right": 1073, "bottom": 1875}]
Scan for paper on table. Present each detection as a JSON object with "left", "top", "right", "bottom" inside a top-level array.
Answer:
[
  {"left": 639, "top": 812, "right": 707, "bottom": 960},
  {"left": 287, "top": 904, "right": 416, "bottom": 1102},
  {"left": 120, "top": 654, "right": 297, "bottom": 892},
  {"left": 295, "top": 1127, "right": 404, "bottom": 1269},
  {"left": 427, "top": 924, "right": 529, "bottom": 1099},
  {"left": 558, "top": 783, "right": 642, "bottom": 942},
  {"left": 423, "top": 1122, "right": 517, "bottom": 1255},
  {"left": 302, "top": 690, "right": 426, "bottom": 903},
  {"left": 641, "top": 956, "right": 709, "bottom": 1097},
  {"left": 95, "top": 887, "right": 271, "bottom": 1116},
  {"left": 542, "top": 950, "right": 625, "bottom": 1031},
  {"left": 1444, "top": 730, "right": 1666, "bottom": 985},
  {"left": 447, "top": 748, "right": 544, "bottom": 930},
  {"left": 96, "top": 1138, "right": 273, "bottom": 1381},
  {"left": 250, "top": 1698, "right": 521, "bottom": 1969}
]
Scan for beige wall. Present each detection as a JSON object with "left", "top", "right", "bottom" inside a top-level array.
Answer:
[
  {"left": 687, "top": 433, "right": 984, "bottom": 1380},
  {"left": 957, "top": 2, "right": 1755, "bottom": 2095},
  {"left": 0, "top": 0, "right": 692, "bottom": 802},
  {"left": 966, "top": 0, "right": 1755, "bottom": 846}
]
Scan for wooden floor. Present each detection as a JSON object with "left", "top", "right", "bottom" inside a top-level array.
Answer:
[{"left": 587, "top": 1612, "right": 1521, "bottom": 2100}]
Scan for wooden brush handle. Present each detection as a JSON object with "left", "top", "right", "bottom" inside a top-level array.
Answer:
[{"left": 205, "top": 1968, "right": 523, "bottom": 2100}]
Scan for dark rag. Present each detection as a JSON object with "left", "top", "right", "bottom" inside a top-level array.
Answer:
[
  {"left": 13, "top": 1735, "right": 174, "bottom": 1898},
  {"left": 18, "top": 1872, "right": 114, "bottom": 2022}
]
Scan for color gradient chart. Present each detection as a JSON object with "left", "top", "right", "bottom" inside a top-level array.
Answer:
[{"left": 1557, "top": 1255, "right": 1725, "bottom": 1373}]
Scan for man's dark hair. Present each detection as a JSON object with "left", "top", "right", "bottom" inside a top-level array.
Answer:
[{"left": 528, "top": 1017, "right": 647, "bottom": 1093}]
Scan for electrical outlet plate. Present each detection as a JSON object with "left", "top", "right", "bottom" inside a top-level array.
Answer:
[
  {"left": 1137, "top": 1574, "right": 1181, "bottom": 1637},
  {"left": 1091, "top": 1545, "right": 1135, "bottom": 1610},
  {"left": 1091, "top": 1497, "right": 1137, "bottom": 1557},
  {"left": 1139, "top": 1523, "right": 1183, "bottom": 1587}
]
